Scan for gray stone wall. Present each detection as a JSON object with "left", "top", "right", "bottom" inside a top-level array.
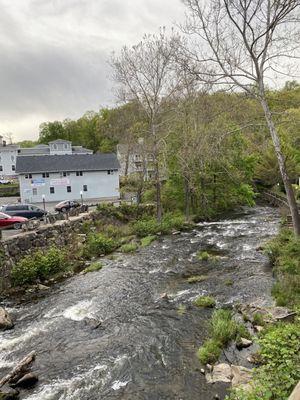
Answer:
[{"left": 0, "top": 213, "right": 95, "bottom": 291}]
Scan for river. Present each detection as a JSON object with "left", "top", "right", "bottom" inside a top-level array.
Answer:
[{"left": 0, "top": 206, "right": 280, "bottom": 400}]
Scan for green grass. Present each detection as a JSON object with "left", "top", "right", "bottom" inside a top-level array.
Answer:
[
  {"left": 187, "top": 275, "right": 207, "bottom": 284},
  {"left": 177, "top": 304, "right": 187, "bottom": 316},
  {"left": 197, "top": 251, "right": 210, "bottom": 261},
  {"left": 82, "top": 262, "right": 103, "bottom": 274},
  {"left": 83, "top": 233, "right": 119, "bottom": 258},
  {"left": 197, "top": 309, "right": 248, "bottom": 365},
  {"left": 120, "top": 242, "right": 138, "bottom": 253},
  {"left": 140, "top": 235, "right": 157, "bottom": 247},
  {"left": 253, "top": 312, "right": 266, "bottom": 327},
  {"left": 193, "top": 295, "right": 216, "bottom": 307},
  {"left": 224, "top": 278, "right": 234, "bottom": 286},
  {"left": 197, "top": 339, "right": 222, "bottom": 364}
]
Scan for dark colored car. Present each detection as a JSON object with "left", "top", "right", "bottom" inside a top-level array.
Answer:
[
  {"left": 0, "top": 212, "right": 27, "bottom": 229},
  {"left": 54, "top": 200, "right": 81, "bottom": 213},
  {"left": 0, "top": 204, "right": 47, "bottom": 219}
]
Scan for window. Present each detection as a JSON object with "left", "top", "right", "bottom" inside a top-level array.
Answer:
[
  {"left": 11, "top": 155, "right": 14, "bottom": 162},
  {"left": 76, "top": 171, "right": 83, "bottom": 176},
  {"left": 83, "top": 185, "right": 87, "bottom": 192},
  {"left": 107, "top": 170, "right": 114, "bottom": 175},
  {"left": 32, "top": 188, "right": 37, "bottom": 196},
  {"left": 64, "top": 144, "right": 68, "bottom": 149},
  {"left": 7, "top": 205, "right": 28, "bottom": 211},
  {"left": 53, "top": 144, "right": 57, "bottom": 150},
  {"left": 67, "top": 186, "right": 71, "bottom": 193},
  {"left": 50, "top": 187, "right": 55, "bottom": 194},
  {"left": 25, "top": 174, "right": 32, "bottom": 179},
  {"left": 61, "top": 172, "right": 70, "bottom": 177},
  {"left": 42, "top": 173, "right": 49, "bottom": 178},
  {"left": 12, "top": 165, "right": 15, "bottom": 171},
  {"left": 0, "top": 166, "right": 2, "bottom": 172}
]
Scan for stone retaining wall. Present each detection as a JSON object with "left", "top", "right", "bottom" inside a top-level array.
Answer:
[{"left": 0, "top": 212, "right": 96, "bottom": 291}]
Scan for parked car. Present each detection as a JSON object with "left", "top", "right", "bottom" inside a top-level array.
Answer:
[
  {"left": 54, "top": 200, "right": 82, "bottom": 213},
  {"left": 0, "top": 212, "right": 27, "bottom": 229},
  {"left": 0, "top": 204, "right": 47, "bottom": 219}
]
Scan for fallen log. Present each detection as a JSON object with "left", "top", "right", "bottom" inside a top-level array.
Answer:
[{"left": 0, "top": 351, "right": 36, "bottom": 388}]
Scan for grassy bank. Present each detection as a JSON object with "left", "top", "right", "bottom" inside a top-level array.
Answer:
[
  {"left": 10, "top": 204, "right": 192, "bottom": 287},
  {"left": 226, "top": 228, "right": 300, "bottom": 400}
]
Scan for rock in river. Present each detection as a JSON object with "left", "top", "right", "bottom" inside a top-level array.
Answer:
[
  {"left": 0, "top": 307, "right": 14, "bottom": 330},
  {"left": 0, "top": 384, "right": 19, "bottom": 399},
  {"left": 13, "top": 373, "right": 39, "bottom": 389}
]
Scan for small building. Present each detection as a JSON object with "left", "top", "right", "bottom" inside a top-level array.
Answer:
[
  {"left": 0, "top": 136, "right": 19, "bottom": 178},
  {"left": 18, "top": 139, "right": 93, "bottom": 156},
  {"left": 117, "top": 140, "right": 155, "bottom": 180},
  {"left": 16, "top": 153, "right": 120, "bottom": 204}
]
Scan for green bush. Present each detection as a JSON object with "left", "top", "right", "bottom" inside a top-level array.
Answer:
[
  {"left": 264, "top": 228, "right": 300, "bottom": 307},
  {"left": 11, "top": 247, "right": 69, "bottom": 286},
  {"left": 227, "top": 322, "right": 300, "bottom": 400},
  {"left": 197, "top": 339, "right": 222, "bottom": 364},
  {"left": 132, "top": 213, "right": 185, "bottom": 238},
  {"left": 120, "top": 243, "right": 138, "bottom": 253},
  {"left": 140, "top": 235, "right": 157, "bottom": 247},
  {"left": 193, "top": 295, "right": 215, "bottom": 307},
  {"left": 83, "top": 233, "right": 119, "bottom": 258}
]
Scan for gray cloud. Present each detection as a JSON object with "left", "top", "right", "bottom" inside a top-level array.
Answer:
[{"left": 0, "top": 0, "right": 185, "bottom": 141}]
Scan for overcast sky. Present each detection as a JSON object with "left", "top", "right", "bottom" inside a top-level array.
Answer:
[{"left": 0, "top": 0, "right": 186, "bottom": 142}]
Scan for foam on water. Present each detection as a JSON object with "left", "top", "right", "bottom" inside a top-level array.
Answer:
[
  {"left": 24, "top": 364, "right": 109, "bottom": 400},
  {"left": 111, "top": 380, "right": 129, "bottom": 391},
  {"left": 0, "top": 320, "right": 54, "bottom": 352},
  {"left": 63, "top": 300, "right": 97, "bottom": 321}
]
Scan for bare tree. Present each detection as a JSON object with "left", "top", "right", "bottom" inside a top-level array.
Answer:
[
  {"left": 111, "top": 30, "right": 181, "bottom": 221},
  {"left": 182, "top": 0, "right": 300, "bottom": 235}
]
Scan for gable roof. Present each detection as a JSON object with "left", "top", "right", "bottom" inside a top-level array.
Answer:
[{"left": 16, "top": 153, "right": 120, "bottom": 174}]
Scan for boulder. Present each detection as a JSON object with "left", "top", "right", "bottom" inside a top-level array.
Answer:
[
  {"left": 13, "top": 373, "right": 38, "bottom": 389},
  {"left": 0, "top": 308, "right": 14, "bottom": 330},
  {"left": 288, "top": 381, "right": 300, "bottom": 400},
  {"left": 236, "top": 338, "right": 253, "bottom": 350},
  {"left": 231, "top": 365, "right": 252, "bottom": 389},
  {"left": 206, "top": 363, "right": 232, "bottom": 384},
  {"left": 238, "top": 303, "right": 296, "bottom": 324},
  {"left": 0, "top": 384, "right": 19, "bottom": 399}
]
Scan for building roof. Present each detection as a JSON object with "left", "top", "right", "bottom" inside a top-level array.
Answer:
[
  {"left": 49, "top": 139, "right": 71, "bottom": 144},
  {"left": 16, "top": 153, "right": 120, "bottom": 174}
]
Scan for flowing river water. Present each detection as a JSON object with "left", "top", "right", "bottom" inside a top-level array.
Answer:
[{"left": 0, "top": 206, "right": 280, "bottom": 400}]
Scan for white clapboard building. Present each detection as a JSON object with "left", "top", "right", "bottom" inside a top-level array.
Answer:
[{"left": 16, "top": 152, "right": 120, "bottom": 204}]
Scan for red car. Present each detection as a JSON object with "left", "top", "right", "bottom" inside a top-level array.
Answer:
[{"left": 0, "top": 212, "right": 27, "bottom": 229}]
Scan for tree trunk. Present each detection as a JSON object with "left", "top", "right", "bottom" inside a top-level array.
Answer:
[
  {"left": 151, "top": 122, "right": 163, "bottom": 222},
  {"left": 0, "top": 351, "right": 36, "bottom": 387},
  {"left": 260, "top": 98, "right": 300, "bottom": 236},
  {"left": 184, "top": 176, "right": 190, "bottom": 222}
]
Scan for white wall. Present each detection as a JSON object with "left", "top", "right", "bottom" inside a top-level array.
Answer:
[
  {"left": 0, "top": 148, "right": 18, "bottom": 177},
  {"left": 19, "top": 170, "right": 120, "bottom": 204}
]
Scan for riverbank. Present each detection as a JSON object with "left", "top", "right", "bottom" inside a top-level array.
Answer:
[
  {"left": 2, "top": 203, "right": 194, "bottom": 299},
  {"left": 0, "top": 206, "right": 280, "bottom": 400},
  {"left": 224, "top": 227, "right": 300, "bottom": 400}
]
